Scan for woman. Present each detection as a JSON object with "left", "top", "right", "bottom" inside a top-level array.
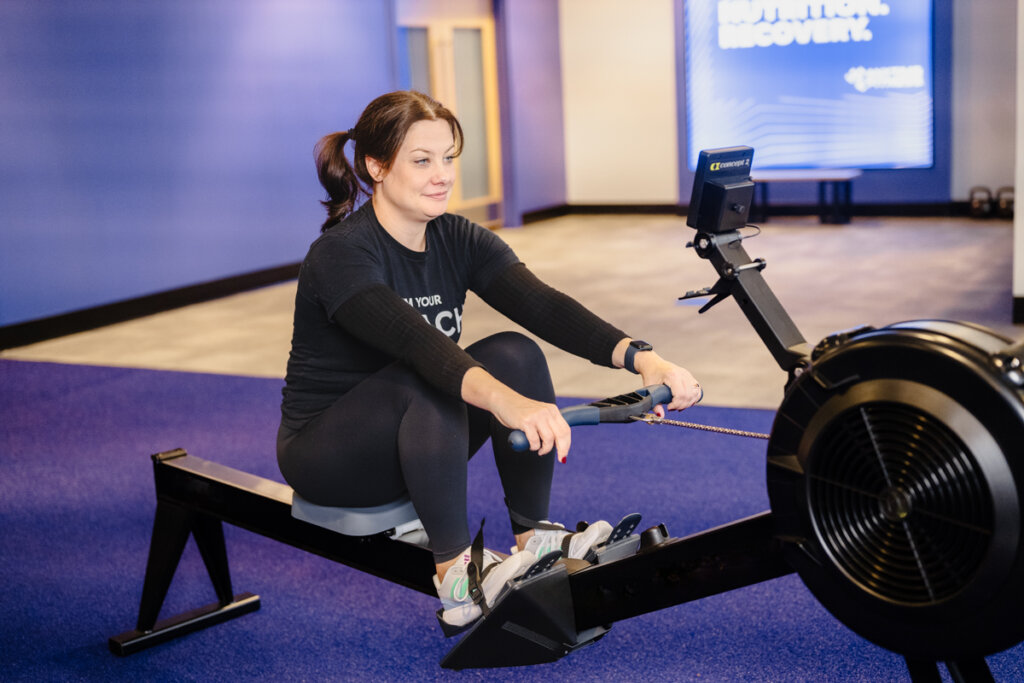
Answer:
[{"left": 277, "top": 91, "right": 701, "bottom": 633}]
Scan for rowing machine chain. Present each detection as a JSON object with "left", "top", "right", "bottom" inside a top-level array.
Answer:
[{"left": 630, "top": 413, "right": 770, "bottom": 440}]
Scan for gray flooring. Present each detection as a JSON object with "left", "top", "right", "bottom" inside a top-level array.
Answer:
[{"left": 4, "top": 214, "right": 1020, "bottom": 410}]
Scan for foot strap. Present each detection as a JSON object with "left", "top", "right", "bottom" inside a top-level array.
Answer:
[
  {"left": 466, "top": 520, "right": 492, "bottom": 617},
  {"left": 506, "top": 499, "right": 594, "bottom": 558},
  {"left": 505, "top": 499, "right": 565, "bottom": 533}
]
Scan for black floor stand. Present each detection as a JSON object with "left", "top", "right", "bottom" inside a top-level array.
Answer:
[
  {"left": 109, "top": 448, "right": 435, "bottom": 656},
  {"left": 906, "top": 657, "right": 995, "bottom": 683},
  {"left": 109, "top": 500, "right": 260, "bottom": 655}
]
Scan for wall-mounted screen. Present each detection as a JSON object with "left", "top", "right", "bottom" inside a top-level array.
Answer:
[{"left": 685, "top": 1, "right": 934, "bottom": 170}]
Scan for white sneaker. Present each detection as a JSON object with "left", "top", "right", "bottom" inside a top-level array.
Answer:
[
  {"left": 433, "top": 546, "right": 535, "bottom": 633},
  {"left": 518, "top": 520, "right": 614, "bottom": 562}
]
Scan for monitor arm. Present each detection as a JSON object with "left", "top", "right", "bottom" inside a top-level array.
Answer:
[{"left": 681, "top": 229, "right": 811, "bottom": 376}]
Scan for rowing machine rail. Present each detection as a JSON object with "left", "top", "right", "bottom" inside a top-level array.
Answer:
[{"left": 109, "top": 446, "right": 796, "bottom": 666}]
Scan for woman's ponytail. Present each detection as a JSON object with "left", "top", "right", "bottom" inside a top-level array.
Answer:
[{"left": 314, "top": 131, "right": 363, "bottom": 231}]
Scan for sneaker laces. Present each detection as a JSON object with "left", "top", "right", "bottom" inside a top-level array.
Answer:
[{"left": 519, "top": 522, "right": 570, "bottom": 558}]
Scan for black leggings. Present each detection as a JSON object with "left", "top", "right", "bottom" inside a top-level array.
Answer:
[{"left": 277, "top": 332, "right": 556, "bottom": 563}]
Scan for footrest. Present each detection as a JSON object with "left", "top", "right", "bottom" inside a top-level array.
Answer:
[
  {"left": 291, "top": 492, "right": 424, "bottom": 538},
  {"left": 440, "top": 564, "right": 609, "bottom": 669},
  {"left": 589, "top": 512, "right": 643, "bottom": 564},
  {"left": 521, "top": 549, "right": 563, "bottom": 580}
]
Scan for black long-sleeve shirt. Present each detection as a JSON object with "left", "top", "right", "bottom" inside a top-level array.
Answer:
[{"left": 280, "top": 201, "right": 626, "bottom": 429}]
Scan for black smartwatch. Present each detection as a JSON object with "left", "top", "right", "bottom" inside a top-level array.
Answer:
[{"left": 623, "top": 339, "right": 653, "bottom": 374}]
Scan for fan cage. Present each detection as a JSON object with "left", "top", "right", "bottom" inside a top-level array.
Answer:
[{"left": 806, "top": 402, "right": 993, "bottom": 606}]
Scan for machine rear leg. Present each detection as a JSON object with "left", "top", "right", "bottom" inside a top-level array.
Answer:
[
  {"left": 136, "top": 500, "right": 194, "bottom": 631},
  {"left": 109, "top": 500, "right": 260, "bottom": 656},
  {"left": 191, "top": 512, "right": 234, "bottom": 606}
]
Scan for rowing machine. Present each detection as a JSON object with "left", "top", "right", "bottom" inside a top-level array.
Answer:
[{"left": 110, "top": 146, "right": 1024, "bottom": 681}]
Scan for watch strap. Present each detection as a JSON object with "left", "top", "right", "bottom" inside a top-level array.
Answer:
[{"left": 624, "top": 340, "right": 653, "bottom": 374}]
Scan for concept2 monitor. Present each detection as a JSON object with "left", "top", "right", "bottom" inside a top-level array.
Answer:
[{"left": 687, "top": 146, "right": 755, "bottom": 234}]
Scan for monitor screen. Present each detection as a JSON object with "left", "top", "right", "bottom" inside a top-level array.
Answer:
[{"left": 684, "top": 1, "right": 934, "bottom": 170}]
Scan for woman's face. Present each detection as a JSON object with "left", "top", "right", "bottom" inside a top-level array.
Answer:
[{"left": 369, "top": 118, "right": 456, "bottom": 230}]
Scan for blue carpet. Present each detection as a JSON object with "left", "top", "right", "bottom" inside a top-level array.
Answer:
[{"left": 3, "top": 358, "right": 1023, "bottom": 682}]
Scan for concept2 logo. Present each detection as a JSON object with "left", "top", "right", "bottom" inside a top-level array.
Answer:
[{"left": 710, "top": 158, "right": 751, "bottom": 172}]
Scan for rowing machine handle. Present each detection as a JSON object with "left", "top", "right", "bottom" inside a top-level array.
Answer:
[{"left": 507, "top": 384, "right": 672, "bottom": 452}]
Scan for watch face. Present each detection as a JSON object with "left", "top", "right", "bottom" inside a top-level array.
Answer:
[{"left": 631, "top": 340, "right": 653, "bottom": 352}]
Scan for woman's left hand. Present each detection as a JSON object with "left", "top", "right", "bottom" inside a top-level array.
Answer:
[{"left": 633, "top": 351, "right": 702, "bottom": 417}]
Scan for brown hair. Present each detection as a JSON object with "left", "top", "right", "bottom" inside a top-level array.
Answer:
[{"left": 314, "top": 91, "right": 464, "bottom": 231}]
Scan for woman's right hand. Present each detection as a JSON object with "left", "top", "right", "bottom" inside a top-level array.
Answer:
[
  {"left": 462, "top": 367, "right": 571, "bottom": 463},
  {"left": 493, "top": 393, "right": 571, "bottom": 463}
]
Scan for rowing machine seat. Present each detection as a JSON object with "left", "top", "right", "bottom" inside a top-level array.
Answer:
[{"left": 291, "top": 493, "right": 427, "bottom": 542}]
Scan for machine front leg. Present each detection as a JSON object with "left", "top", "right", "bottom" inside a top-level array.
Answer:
[{"left": 905, "top": 657, "right": 994, "bottom": 683}]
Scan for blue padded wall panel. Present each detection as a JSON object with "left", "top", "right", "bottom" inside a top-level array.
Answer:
[{"left": 0, "top": 0, "right": 395, "bottom": 326}]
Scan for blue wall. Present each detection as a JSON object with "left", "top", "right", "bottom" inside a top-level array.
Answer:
[{"left": 0, "top": 0, "right": 396, "bottom": 326}]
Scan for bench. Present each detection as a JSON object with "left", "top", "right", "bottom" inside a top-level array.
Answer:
[{"left": 750, "top": 169, "right": 862, "bottom": 224}]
